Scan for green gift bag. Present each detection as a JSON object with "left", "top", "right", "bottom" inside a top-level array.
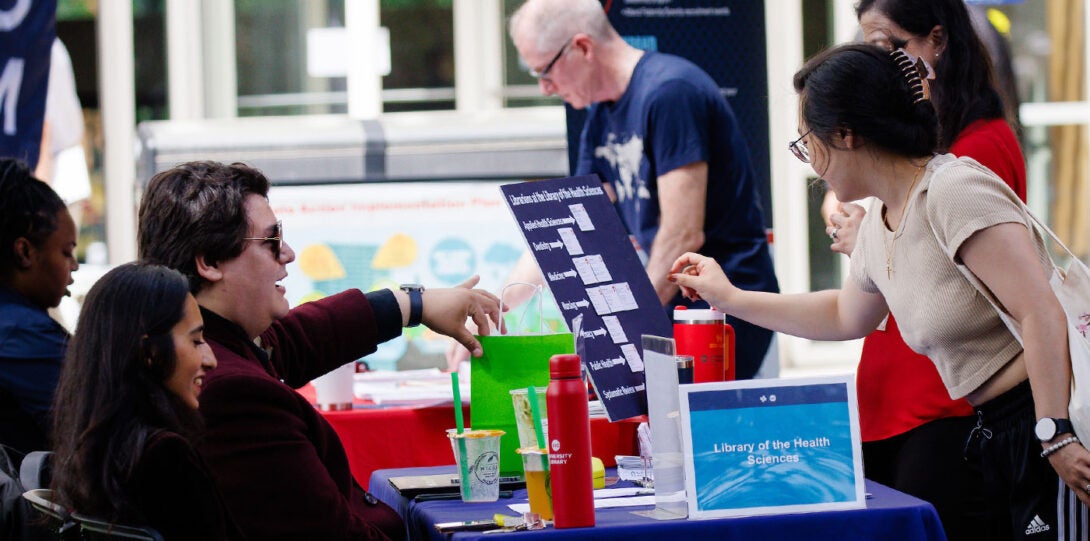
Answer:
[{"left": 470, "top": 283, "right": 573, "bottom": 477}]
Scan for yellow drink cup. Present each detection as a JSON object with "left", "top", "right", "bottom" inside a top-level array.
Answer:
[{"left": 518, "top": 447, "right": 553, "bottom": 520}]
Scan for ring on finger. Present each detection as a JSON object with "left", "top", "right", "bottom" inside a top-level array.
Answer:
[
  {"left": 1085, "top": 483, "right": 1090, "bottom": 494},
  {"left": 829, "top": 228, "right": 840, "bottom": 242}
]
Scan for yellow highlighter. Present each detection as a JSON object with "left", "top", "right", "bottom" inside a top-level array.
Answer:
[{"left": 493, "top": 514, "right": 521, "bottom": 528}]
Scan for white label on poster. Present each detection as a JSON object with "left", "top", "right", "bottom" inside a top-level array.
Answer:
[
  {"left": 587, "top": 287, "right": 611, "bottom": 315},
  {"left": 602, "top": 315, "right": 628, "bottom": 344},
  {"left": 621, "top": 343, "right": 644, "bottom": 372},
  {"left": 557, "top": 228, "right": 584, "bottom": 256},
  {"left": 569, "top": 203, "right": 595, "bottom": 231},
  {"left": 574, "top": 256, "right": 601, "bottom": 285}
]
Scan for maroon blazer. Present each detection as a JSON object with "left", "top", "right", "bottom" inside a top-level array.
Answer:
[{"left": 198, "top": 289, "right": 406, "bottom": 541}]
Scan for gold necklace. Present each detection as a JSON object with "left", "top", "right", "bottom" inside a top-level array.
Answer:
[{"left": 882, "top": 163, "right": 925, "bottom": 279}]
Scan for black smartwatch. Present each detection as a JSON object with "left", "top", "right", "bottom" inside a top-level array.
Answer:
[
  {"left": 1034, "top": 417, "right": 1075, "bottom": 442},
  {"left": 399, "top": 284, "right": 424, "bottom": 327}
]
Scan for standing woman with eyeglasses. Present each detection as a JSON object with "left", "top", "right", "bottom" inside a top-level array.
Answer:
[
  {"left": 671, "top": 43, "right": 1090, "bottom": 540},
  {"left": 815, "top": 2, "right": 1027, "bottom": 539},
  {"left": 50, "top": 262, "right": 244, "bottom": 539},
  {"left": 0, "top": 159, "right": 78, "bottom": 455}
]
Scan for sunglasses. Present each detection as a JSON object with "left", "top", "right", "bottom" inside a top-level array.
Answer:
[{"left": 244, "top": 220, "right": 283, "bottom": 259}]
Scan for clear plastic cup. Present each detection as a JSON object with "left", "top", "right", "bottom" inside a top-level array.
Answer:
[
  {"left": 518, "top": 447, "right": 553, "bottom": 520},
  {"left": 509, "top": 387, "right": 548, "bottom": 449},
  {"left": 447, "top": 429, "right": 505, "bottom": 502}
]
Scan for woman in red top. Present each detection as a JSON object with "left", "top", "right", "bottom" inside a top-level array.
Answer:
[{"left": 822, "top": 1, "right": 1025, "bottom": 539}]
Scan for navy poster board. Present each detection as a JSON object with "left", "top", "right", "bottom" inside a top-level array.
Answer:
[
  {"left": 566, "top": 0, "right": 771, "bottom": 227},
  {"left": 501, "top": 175, "right": 671, "bottom": 421},
  {"left": 0, "top": 0, "right": 56, "bottom": 169}
]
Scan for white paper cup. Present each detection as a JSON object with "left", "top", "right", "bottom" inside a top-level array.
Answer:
[{"left": 313, "top": 362, "right": 355, "bottom": 411}]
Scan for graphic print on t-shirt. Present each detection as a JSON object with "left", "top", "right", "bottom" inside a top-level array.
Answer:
[{"left": 594, "top": 132, "right": 650, "bottom": 205}]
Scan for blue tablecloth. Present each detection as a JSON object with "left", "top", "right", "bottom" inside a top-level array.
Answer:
[{"left": 370, "top": 466, "right": 947, "bottom": 541}]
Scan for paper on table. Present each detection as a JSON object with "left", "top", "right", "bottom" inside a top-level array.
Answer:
[
  {"left": 594, "top": 487, "right": 655, "bottom": 499},
  {"left": 353, "top": 368, "right": 471, "bottom": 405},
  {"left": 595, "top": 496, "right": 656, "bottom": 509},
  {"left": 508, "top": 494, "right": 656, "bottom": 514},
  {"left": 588, "top": 400, "right": 607, "bottom": 418},
  {"left": 615, "top": 455, "right": 654, "bottom": 482}
]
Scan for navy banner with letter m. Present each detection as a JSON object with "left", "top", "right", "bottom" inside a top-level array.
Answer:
[{"left": 0, "top": 0, "right": 57, "bottom": 169}]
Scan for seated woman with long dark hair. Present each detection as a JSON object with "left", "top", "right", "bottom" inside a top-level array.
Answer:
[{"left": 50, "top": 262, "right": 244, "bottom": 539}]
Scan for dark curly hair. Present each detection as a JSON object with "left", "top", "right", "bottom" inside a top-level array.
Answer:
[
  {"left": 0, "top": 159, "right": 66, "bottom": 280},
  {"left": 137, "top": 161, "right": 270, "bottom": 293}
]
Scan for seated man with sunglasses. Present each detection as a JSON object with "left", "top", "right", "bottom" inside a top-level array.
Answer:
[{"left": 137, "top": 161, "right": 502, "bottom": 541}]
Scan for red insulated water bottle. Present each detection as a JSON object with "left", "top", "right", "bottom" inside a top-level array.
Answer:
[
  {"left": 673, "top": 306, "right": 736, "bottom": 382},
  {"left": 546, "top": 354, "right": 595, "bottom": 528}
]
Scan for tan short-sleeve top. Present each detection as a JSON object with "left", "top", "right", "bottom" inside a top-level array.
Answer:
[{"left": 850, "top": 154, "right": 1047, "bottom": 399}]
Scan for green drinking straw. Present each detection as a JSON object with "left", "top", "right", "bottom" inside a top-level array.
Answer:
[
  {"left": 527, "top": 386, "right": 546, "bottom": 449},
  {"left": 451, "top": 373, "right": 470, "bottom": 499},
  {"left": 527, "top": 386, "right": 549, "bottom": 472}
]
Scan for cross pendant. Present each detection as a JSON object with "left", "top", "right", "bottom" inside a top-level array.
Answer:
[{"left": 886, "top": 264, "right": 892, "bottom": 280}]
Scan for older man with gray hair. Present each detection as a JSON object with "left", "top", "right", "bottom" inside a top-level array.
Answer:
[{"left": 508, "top": 0, "right": 779, "bottom": 379}]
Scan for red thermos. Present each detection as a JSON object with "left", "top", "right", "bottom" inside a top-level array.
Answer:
[
  {"left": 546, "top": 354, "right": 595, "bottom": 528},
  {"left": 673, "top": 307, "right": 736, "bottom": 381}
]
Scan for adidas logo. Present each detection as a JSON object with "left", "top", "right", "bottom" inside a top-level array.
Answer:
[{"left": 1025, "top": 514, "right": 1051, "bottom": 535}]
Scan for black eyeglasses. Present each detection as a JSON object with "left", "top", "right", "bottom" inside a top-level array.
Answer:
[
  {"left": 244, "top": 221, "right": 282, "bottom": 259},
  {"left": 528, "top": 37, "right": 573, "bottom": 81},
  {"left": 789, "top": 129, "right": 812, "bottom": 164}
]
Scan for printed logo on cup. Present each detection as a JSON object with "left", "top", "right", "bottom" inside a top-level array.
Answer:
[
  {"left": 551, "top": 438, "right": 560, "bottom": 452},
  {"left": 473, "top": 451, "right": 500, "bottom": 485}
]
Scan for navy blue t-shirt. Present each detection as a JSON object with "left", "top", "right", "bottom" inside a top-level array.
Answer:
[
  {"left": 0, "top": 285, "right": 67, "bottom": 452},
  {"left": 575, "top": 52, "right": 778, "bottom": 378}
]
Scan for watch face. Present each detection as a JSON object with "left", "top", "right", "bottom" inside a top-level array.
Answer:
[{"left": 1035, "top": 418, "right": 1057, "bottom": 441}]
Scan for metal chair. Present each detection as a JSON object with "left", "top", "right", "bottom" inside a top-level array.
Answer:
[
  {"left": 72, "top": 512, "right": 164, "bottom": 541},
  {"left": 19, "top": 450, "right": 52, "bottom": 490},
  {"left": 22, "top": 489, "right": 165, "bottom": 541},
  {"left": 21, "top": 488, "right": 79, "bottom": 540}
]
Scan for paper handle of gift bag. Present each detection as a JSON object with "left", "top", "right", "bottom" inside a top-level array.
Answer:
[{"left": 500, "top": 282, "right": 546, "bottom": 336}]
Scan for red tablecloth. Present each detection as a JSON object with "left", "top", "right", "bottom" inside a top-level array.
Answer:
[{"left": 298, "top": 384, "right": 638, "bottom": 489}]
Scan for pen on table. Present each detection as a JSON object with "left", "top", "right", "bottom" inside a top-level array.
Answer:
[{"left": 415, "top": 490, "right": 514, "bottom": 502}]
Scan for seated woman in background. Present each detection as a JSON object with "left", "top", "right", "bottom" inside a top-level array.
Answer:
[
  {"left": 50, "top": 262, "right": 244, "bottom": 539},
  {"left": 0, "top": 159, "right": 78, "bottom": 454}
]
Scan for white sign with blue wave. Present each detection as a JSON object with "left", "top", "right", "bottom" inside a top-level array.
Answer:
[{"left": 678, "top": 375, "right": 864, "bottom": 519}]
